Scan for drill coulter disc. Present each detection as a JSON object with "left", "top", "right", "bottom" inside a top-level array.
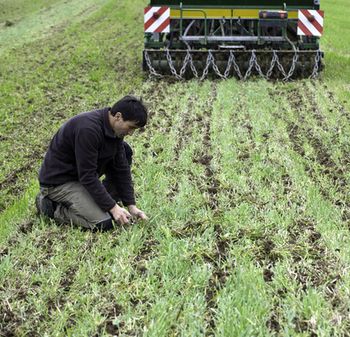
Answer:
[{"left": 143, "top": 49, "right": 323, "bottom": 80}]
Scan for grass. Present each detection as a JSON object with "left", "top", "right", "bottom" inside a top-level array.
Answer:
[{"left": 1, "top": 0, "right": 350, "bottom": 335}]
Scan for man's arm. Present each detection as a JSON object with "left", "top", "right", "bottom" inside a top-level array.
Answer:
[
  {"left": 107, "top": 142, "right": 147, "bottom": 220},
  {"left": 74, "top": 127, "right": 117, "bottom": 212},
  {"left": 107, "top": 141, "right": 136, "bottom": 206}
]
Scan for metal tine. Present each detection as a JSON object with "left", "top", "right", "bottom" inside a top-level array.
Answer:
[
  {"left": 144, "top": 50, "right": 163, "bottom": 78},
  {"left": 243, "top": 51, "right": 256, "bottom": 80},
  {"left": 310, "top": 50, "right": 321, "bottom": 79},
  {"left": 266, "top": 51, "right": 278, "bottom": 79},
  {"left": 283, "top": 50, "right": 299, "bottom": 81},
  {"left": 252, "top": 50, "right": 268, "bottom": 79},
  {"left": 165, "top": 48, "right": 183, "bottom": 80},
  {"left": 230, "top": 51, "right": 243, "bottom": 80},
  {"left": 200, "top": 51, "right": 213, "bottom": 81},
  {"left": 274, "top": 51, "right": 288, "bottom": 79},
  {"left": 186, "top": 49, "right": 199, "bottom": 78}
]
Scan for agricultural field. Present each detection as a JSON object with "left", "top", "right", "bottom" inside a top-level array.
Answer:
[{"left": 0, "top": 0, "right": 350, "bottom": 336}]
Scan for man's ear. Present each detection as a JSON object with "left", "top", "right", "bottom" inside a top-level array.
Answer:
[{"left": 115, "top": 112, "right": 122, "bottom": 120}]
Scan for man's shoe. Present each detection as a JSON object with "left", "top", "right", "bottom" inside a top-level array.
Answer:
[{"left": 35, "top": 194, "right": 56, "bottom": 219}]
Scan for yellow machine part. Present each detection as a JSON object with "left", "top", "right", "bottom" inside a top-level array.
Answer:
[{"left": 170, "top": 8, "right": 298, "bottom": 19}]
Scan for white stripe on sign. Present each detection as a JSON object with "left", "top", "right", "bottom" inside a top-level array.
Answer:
[
  {"left": 144, "top": 7, "right": 161, "bottom": 22},
  {"left": 312, "top": 10, "right": 324, "bottom": 26},
  {"left": 298, "top": 10, "right": 324, "bottom": 36},
  {"left": 145, "top": 9, "right": 170, "bottom": 33},
  {"left": 303, "top": 9, "right": 323, "bottom": 34},
  {"left": 144, "top": 7, "right": 170, "bottom": 33},
  {"left": 299, "top": 11, "right": 322, "bottom": 36}
]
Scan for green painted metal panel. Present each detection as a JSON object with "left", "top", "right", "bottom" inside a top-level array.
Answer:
[{"left": 149, "top": 0, "right": 317, "bottom": 7}]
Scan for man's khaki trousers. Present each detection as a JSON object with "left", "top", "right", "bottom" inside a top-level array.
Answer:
[{"left": 39, "top": 182, "right": 113, "bottom": 230}]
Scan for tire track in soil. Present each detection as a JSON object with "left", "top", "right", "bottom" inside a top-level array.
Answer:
[
  {"left": 287, "top": 217, "right": 344, "bottom": 336},
  {"left": 163, "top": 84, "right": 201, "bottom": 201},
  {"left": 141, "top": 81, "right": 186, "bottom": 201},
  {"left": 191, "top": 83, "right": 219, "bottom": 213},
  {"left": 268, "top": 86, "right": 349, "bottom": 219},
  {"left": 266, "top": 217, "right": 343, "bottom": 335},
  {"left": 131, "top": 239, "right": 159, "bottom": 276},
  {"left": 183, "top": 83, "right": 231, "bottom": 335},
  {"left": 265, "top": 86, "right": 347, "bottom": 334},
  {"left": 204, "top": 226, "right": 231, "bottom": 336},
  {"left": 246, "top": 228, "right": 284, "bottom": 334}
]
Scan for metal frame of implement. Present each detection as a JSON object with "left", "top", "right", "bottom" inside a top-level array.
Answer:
[{"left": 143, "top": 1, "right": 324, "bottom": 80}]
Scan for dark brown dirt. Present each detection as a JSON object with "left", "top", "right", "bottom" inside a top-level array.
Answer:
[
  {"left": 266, "top": 287, "right": 287, "bottom": 332},
  {"left": 204, "top": 223, "right": 233, "bottom": 335},
  {"left": 1, "top": 221, "right": 37, "bottom": 259},
  {"left": 94, "top": 304, "right": 124, "bottom": 336},
  {"left": 281, "top": 173, "right": 293, "bottom": 195},
  {"left": 47, "top": 265, "right": 78, "bottom": 315},
  {"left": 173, "top": 94, "right": 199, "bottom": 161},
  {"left": 0, "top": 247, "right": 9, "bottom": 260},
  {"left": 167, "top": 181, "right": 179, "bottom": 201},
  {"left": 171, "top": 221, "right": 207, "bottom": 239},
  {"left": 134, "top": 239, "right": 158, "bottom": 263},
  {"left": 132, "top": 239, "right": 159, "bottom": 275},
  {"left": 286, "top": 123, "right": 305, "bottom": 157},
  {"left": 293, "top": 317, "right": 318, "bottom": 337},
  {"left": 192, "top": 86, "right": 219, "bottom": 212},
  {"left": 0, "top": 304, "right": 22, "bottom": 337},
  {"left": 287, "top": 217, "right": 342, "bottom": 293},
  {"left": 0, "top": 285, "right": 44, "bottom": 337},
  {"left": 17, "top": 221, "right": 35, "bottom": 235},
  {"left": 287, "top": 86, "right": 347, "bottom": 177},
  {"left": 266, "top": 313, "right": 281, "bottom": 333},
  {"left": 141, "top": 82, "right": 177, "bottom": 133}
]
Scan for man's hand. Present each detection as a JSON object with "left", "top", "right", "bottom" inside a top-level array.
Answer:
[
  {"left": 128, "top": 205, "right": 148, "bottom": 221},
  {"left": 109, "top": 204, "right": 131, "bottom": 225}
]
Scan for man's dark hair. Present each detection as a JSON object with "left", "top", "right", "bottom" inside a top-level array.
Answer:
[{"left": 110, "top": 95, "right": 148, "bottom": 127}]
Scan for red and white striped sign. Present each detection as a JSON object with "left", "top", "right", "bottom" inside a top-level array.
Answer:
[
  {"left": 144, "top": 6, "right": 170, "bottom": 33},
  {"left": 298, "top": 10, "right": 324, "bottom": 37}
]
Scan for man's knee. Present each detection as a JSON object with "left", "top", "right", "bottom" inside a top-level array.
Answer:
[
  {"left": 123, "top": 141, "right": 133, "bottom": 166},
  {"left": 93, "top": 218, "right": 114, "bottom": 232}
]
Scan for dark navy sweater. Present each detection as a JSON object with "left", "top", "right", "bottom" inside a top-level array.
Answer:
[{"left": 39, "top": 108, "right": 135, "bottom": 211}]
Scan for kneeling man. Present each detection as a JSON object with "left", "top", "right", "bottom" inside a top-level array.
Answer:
[{"left": 36, "top": 95, "right": 148, "bottom": 231}]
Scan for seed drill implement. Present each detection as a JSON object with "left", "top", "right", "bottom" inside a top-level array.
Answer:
[{"left": 143, "top": 0, "right": 324, "bottom": 80}]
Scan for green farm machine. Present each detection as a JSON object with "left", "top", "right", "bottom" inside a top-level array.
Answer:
[{"left": 143, "top": 0, "right": 324, "bottom": 80}]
